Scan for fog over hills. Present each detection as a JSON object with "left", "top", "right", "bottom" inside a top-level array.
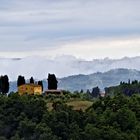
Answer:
[
  {"left": 2, "top": 55, "right": 140, "bottom": 92},
  {"left": 1, "top": 55, "right": 140, "bottom": 81}
]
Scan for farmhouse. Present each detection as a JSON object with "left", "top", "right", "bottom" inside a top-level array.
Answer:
[{"left": 18, "top": 84, "right": 42, "bottom": 95}]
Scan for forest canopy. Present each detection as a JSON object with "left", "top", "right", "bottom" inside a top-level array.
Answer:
[{"left": 0, "top": 92, "right": 140, "bottom": 140}]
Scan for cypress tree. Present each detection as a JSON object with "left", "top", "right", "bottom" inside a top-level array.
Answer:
[
  {"left": 0, "top": 75, "right": 9, "bottom": 94},
  {"left": 38, "top": 81, "right": 43, "bottom": 91},
  {"left": 47, "top": 74, "right": 58, "bottom": 90},
  {"left": 17, "top": 75, "right": 25, "bottom": 87},
  {"left": 30, "top": 77, "right": 34, "bottom": 84}
]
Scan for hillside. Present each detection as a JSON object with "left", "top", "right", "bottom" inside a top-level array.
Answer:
[
  {"left": 58, "top": 68, "right": 140, "bottom": 91},
  {"left": 10, "top": 68, "right": 140, "bottom": 92}
]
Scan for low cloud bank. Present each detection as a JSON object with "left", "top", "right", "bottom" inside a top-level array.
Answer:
[{"left": 0, "top": 55, "right": 140, "bottom": 81}]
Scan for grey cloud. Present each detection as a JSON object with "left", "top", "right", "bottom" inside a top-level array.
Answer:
[
  {"left": 0, "top": 0, "right": 140, "bottom": 52},
  {"left": 1, "top": 55, "right": 140, "bottom": 81}
]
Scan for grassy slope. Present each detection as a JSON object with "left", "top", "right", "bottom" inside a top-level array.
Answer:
[
  {"left": 47, "top": 99, "right": 93, "bottom": 111},
  {"left": 66, "top": 100, "right": 93, "bottom": 111}
]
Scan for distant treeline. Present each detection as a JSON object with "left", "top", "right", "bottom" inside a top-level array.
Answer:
[{"left": 105, "top": 80, "right": 140, "bottom": 96}]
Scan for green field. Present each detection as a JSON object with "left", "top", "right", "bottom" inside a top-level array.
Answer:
[
  {"left": 66, "top": 100, "right": 93, "bottom": 111},
  {"left": 47, "top": 100, "right": 93, "bottom": 111}
]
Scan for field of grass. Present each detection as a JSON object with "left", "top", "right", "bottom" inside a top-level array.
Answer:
[
  {"left": 47, "top": 100, "right": 93, "bottom": 111},
  {"left": 66, "top": 100, "right": 93, "bottom": 111}
]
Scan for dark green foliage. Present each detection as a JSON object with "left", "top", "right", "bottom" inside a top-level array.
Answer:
[
  {"left": 86, "top": 89, "right": 91, "bottom": 94},
  {"left": 48, "top": 74, "right": 58, "bottom": 90},
  {"left": 106, "top": 80, "right": 140, "bottom": 96},
  {"left": 0, "top": 93, "right": 140, "bottom": 139},
  {"left": 17, "top": 75, "right": 25, "bottom": 87},
  {"left": 91, "top": 86, "right": 100, "bottom": 98},
  {"left": 38, "top": 80, "right": 43, "bottom": 91},
  {"left": 30, "top": 77, "right": 34, "bottom": 84},
  {"left": 0, "top": 75, "right": 9, "bottom": 94}
]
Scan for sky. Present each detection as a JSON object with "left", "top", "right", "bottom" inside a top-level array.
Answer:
[{"left": 0, "top": 0, "right": 140, "bottom": 60}]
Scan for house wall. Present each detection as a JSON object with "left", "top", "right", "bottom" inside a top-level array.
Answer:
[
  {"left": 18, "top": 84, "right": 42, "bottom": 95},
  {"left": 34, "top": 87, "right": 42, "bottom": 95}
]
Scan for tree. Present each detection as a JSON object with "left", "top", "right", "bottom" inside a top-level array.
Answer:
[
  {"left": 86, "top": 89, "right": 91, "bottom": 94},
  {"left": 84, "top": 124, "right": 100, "bottom": 139},
  {"left": 30, "top": 77, "right": 34, "bottom": 84},
  {"left": 17, "top": 75, "right": 25, "bottom": 87},
  {"left": 116, "top": 107, "right": 136, "bottom": 131},
  {"left": 80, "top": 89, "right": 84, "bottom": 93},
  {"left": 47, "top": 74, "right": 58, "bottom": 90},
  {"left": 91, "top": 87, "right": 100, "bottom": 98},
  {"left": 38, "top": 81, "right": 43, "bottom": 91},
  {"left": 0, "top": 75, "right": 9, "bottom": 94}
]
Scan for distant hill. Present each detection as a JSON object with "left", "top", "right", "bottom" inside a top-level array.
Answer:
[
  {"left": 58, "top": 68, "right": 140, "bottom": 91},
  {"left": 10, "top": 68, "right": 140, "bottom": 92}
]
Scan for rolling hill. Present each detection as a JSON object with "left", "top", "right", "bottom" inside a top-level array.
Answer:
[{"left": 58, "top": 68, "right": 140, "bottom": 91}]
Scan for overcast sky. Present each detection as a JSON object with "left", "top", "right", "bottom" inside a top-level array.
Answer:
[{"left": 0, "top": 0, "right": 140, "bottom": 60}]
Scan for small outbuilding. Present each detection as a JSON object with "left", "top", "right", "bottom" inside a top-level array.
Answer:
[{"left": 45, "top": 89, "right": 63, "bottom": 95}]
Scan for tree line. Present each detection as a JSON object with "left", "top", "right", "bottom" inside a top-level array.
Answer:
[{"left": 105, "top": 80, "right": 140, "bottom": 96}]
